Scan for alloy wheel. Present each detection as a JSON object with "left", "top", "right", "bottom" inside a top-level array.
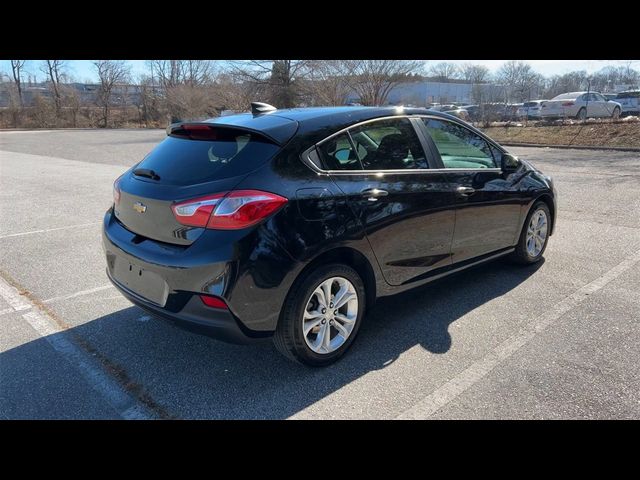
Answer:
[
  {"left": 302, "top": 276, "right": 358, "bottom": 354},
  {"left": 526, "top": 209, "right": 548, "bottom": 257}
]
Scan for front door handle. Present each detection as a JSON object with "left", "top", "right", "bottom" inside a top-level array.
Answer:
[
  {"left": 361, "top": 188, "right": 388, "bottom": 201},
  {"left": 456, "top": 186, "right": 476, "bottom": 197}
]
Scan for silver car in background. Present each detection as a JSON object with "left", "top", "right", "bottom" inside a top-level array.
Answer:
[
  {"left": 614, "top": 91, "right": 640, "bottom": 116},
  {"left": 517, "top": 100, "right": 545, "bottom": 119},
  {"left": 540, "top": 92, "right": 622, "bottom": 119}
]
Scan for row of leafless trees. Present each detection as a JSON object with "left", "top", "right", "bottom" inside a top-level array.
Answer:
[
  {"left": 1, "top": 59, "right": 426, "bottom": 128},
  {"left": 430, "top": 60, "right": 640, "bottom": 102},
  {"left": 2, "top": 60, "right": 639, "bottom": 128}
]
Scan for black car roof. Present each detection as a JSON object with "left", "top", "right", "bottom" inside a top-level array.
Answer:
[{"left": 207, "top": 106, "right": 452, "bottom": 145}]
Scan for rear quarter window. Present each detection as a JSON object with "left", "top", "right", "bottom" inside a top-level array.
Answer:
[{"left": 135, "top": 130, "right": 281, "bottom": 185}]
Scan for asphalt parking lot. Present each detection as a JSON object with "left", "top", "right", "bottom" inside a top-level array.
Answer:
[{"left": 1, "top": 129, "right": 639, "bottom": 419}]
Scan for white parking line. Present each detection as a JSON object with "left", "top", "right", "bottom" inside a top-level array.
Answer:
[
  {"left": 396, "top": 250, "right": 640, "bottom": 420},
  {"left": 0, "top": 279, "right": 32, "bottom": 311},
  {"left": 0, "top": 222, "right": 101, "bottom": 240},
  {"left": 43, "top": 284, "right": 114, "bottom": 304},
  {"left": 0, "top": 275, "right": 154, "bottom": 420}
]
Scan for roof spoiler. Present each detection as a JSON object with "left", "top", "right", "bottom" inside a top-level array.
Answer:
[
  {"left": 251, "top": 102, "right": 277, "bottom": 115},
  {"left": 166, "top": 121, "right": 284, "bottom": 146}
]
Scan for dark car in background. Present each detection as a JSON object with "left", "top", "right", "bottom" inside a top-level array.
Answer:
[{"left": 103, "top": 104, "right": 556, "bottom": 366}]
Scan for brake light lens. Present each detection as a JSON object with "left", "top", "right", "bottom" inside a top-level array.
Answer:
[
  {"left": 562, "top": 102, "right": 575, "bottom": 106},
  {"left": 170, "top": 124, "right": 219, "bottom": 140},
  {"left": 171, "top": 190, "right": 288, "bottom": 230},
  {"left": 200, "top": 295, "right": 228, "bottom": 310}
]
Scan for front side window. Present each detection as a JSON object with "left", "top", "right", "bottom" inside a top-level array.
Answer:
[
  {"left": 422, "top": 119, "right": 497, "bottom": 169},
  {"left": 348, "top": 118, "right": 428, "bottom": 170}
]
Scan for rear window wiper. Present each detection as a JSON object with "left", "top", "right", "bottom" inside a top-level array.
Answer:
[{"left": 133, "top": 168, "right": 161, "bottom": 180}]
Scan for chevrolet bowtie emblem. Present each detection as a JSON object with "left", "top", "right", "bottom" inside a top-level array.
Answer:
[{"left": 133, "top": 202, "right": 147, "bottom": 213}]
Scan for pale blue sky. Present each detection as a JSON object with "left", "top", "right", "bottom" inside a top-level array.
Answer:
[{"left": 1, "top": 59, "right": 638, "bottom": 83}]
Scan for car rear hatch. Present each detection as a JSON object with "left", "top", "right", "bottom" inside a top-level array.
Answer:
[{"left": 113, "top": 118, "right": 297, "bottom": 246}]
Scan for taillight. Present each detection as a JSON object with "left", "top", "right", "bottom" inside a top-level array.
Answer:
[
  {"left": 171, "top": 193, "right": 225, "bottom": 227},
  {"left": 171, "top": 190, "right": 288, "bottom": 230},
  {"left": 562, "top": 102, "right": 574, "bottom": 106},
  {"left": 113, "top": 175, "right": 122, "bottom": 206},
  {"left": 200, "top": 295, "right": 228, "bottom": 310}
]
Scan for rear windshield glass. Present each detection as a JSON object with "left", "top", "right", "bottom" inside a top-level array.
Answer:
[
  {"left": 523, "top": 101, "right": 540, "bottom": 107},
  {"left": 136, "top": 130, "right": 280, "bottom": 185}
]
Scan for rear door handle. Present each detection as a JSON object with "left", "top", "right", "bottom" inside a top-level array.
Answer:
[
  {"left": 361, "top": 188, "right": 388, "bottom": 201},
  {"left": 456, "top": 186, "right": 476, "bottom": 197}
]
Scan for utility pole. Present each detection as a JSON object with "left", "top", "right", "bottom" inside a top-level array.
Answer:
[{"left": 584, "top": 77, "right": 591, "bottom": 122}]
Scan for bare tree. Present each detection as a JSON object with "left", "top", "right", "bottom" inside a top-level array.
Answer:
[
  {"left": 544, "top": 70, "right": 589, "bottom": 98},
  {"left": 214, "top": 72, "right": 262, "bottom": 112},
  {"left": 229, "top": 60, "right": 312, "bottom": 108},
  {"left": 306, "top": 60, "right": 352, "bottom": 106},
  {"left": 149, "top": 60, "right": 216, "bottom": 88},
  {"left": 10, "top": 60, "right": 27, "bottom": 107},
  {"left": 496, "top": 61, "right": 543, "bottom": 102},
  {"left": 41, "top": 60, "right": 65, "bottom": 114},
  {"left": 459, "top": 63, "right": 490, "bottom": 84},
  {"left": 429, "top": 62, "right": 459, "bottom": 82},
  {"left": 94, "top": 60, "right": 131, "bottom": 127},
  {"left": 137, "top": 75, "right": 163, "bottom": 126},
  {"left": 146, "top": 60, "right": 219, "bottom": 121},
  {"left": 590, "top": 65, "right": 639, "bottom": 92},
  {"left": 344, "top": 60, "right": 422, "bottom": 106}
]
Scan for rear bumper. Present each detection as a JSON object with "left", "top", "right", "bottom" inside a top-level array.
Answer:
[
  {"left": 102, "top": 208, "right": 283, "bottom": 342},
  {"left": 107, "top": 268, "right": 265, "bottom": 344}
]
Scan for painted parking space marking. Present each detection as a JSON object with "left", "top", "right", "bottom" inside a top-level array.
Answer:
[
  {"left": 396, "top": 250, "right": 640, "bottom": 420},
  {"left": 0, "top": 274, "right": 156, "bottom": 420},
  {"left": 0, "top": 222, "right": 101, "bottom": 240},
  {"left": 43, "top": 284, "right": 114, "bottom": 304}
]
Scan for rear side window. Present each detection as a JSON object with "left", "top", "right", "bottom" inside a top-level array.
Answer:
[
  {"left": 349, "top": 118, "right": 428, "bottom": 170},
  {"left": 135, "top": 129, "right": 280, "bottom": 185}
]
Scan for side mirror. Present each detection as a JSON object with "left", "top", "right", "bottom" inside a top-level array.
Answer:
[{"left": 501, "top": 153, "right": 520, "bottom": 173}]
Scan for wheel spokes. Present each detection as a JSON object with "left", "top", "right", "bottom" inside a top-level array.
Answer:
[
  {"left": 335, "top": 312, "right": 355, "bottom": 324},
  {"left": 332, "top": 320, "right": 349, "bottom": 338},
  {"left": 312, "top": 323, "right": 328, "bottom": 351},
  {"left": 303, "top": 316, "right": 324, "bottom": 336},
  {"left": 320, "top": 280, "right": 333, "bottom": 308},
  {"left": 334, "top": 290, "right": 355, "bottom": 310}
]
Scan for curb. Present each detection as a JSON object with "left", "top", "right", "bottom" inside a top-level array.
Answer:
[{"left": 501, "top": 142, "right": 640, "bottom": 153}]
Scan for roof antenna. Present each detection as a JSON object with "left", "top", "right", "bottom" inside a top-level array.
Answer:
[{"left": 251, "top": 102, "right": 277, "bottom": 115}]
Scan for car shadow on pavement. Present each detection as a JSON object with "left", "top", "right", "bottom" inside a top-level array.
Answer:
[{"left": 1, "top": 258, "right": 543, "bottom": 419}]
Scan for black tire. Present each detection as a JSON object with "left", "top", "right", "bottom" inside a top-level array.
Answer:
[
  {"left": 612, "top": 107, "right": 621, "bottom": 119},
  {"left": 273, "top": 263, "right": 365, "bottom": 367},
  {"left": 576, "top": 108, "right": 586, "bottom": 120},
  {"left": 511, "top": 201, "right": 551, "bottom": 264}
]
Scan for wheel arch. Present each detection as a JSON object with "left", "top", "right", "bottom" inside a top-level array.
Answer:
[
  {"left": 288, "top": 246, "right": 377, "bottom": 313},
  {"left": 534, "top": 193, "right": 556, "bottom": 235}
]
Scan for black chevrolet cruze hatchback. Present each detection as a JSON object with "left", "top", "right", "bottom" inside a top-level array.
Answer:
[{"left": 103, "top": 104, "right": 556, "bottom": 366}]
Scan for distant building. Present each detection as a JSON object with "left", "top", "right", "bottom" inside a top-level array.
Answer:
[
  {"left": 0, "top": 81, "right": 162, "bottom": 108},
  {"left": 347, "top": 81, "right": 506, "bottom": 106}
]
